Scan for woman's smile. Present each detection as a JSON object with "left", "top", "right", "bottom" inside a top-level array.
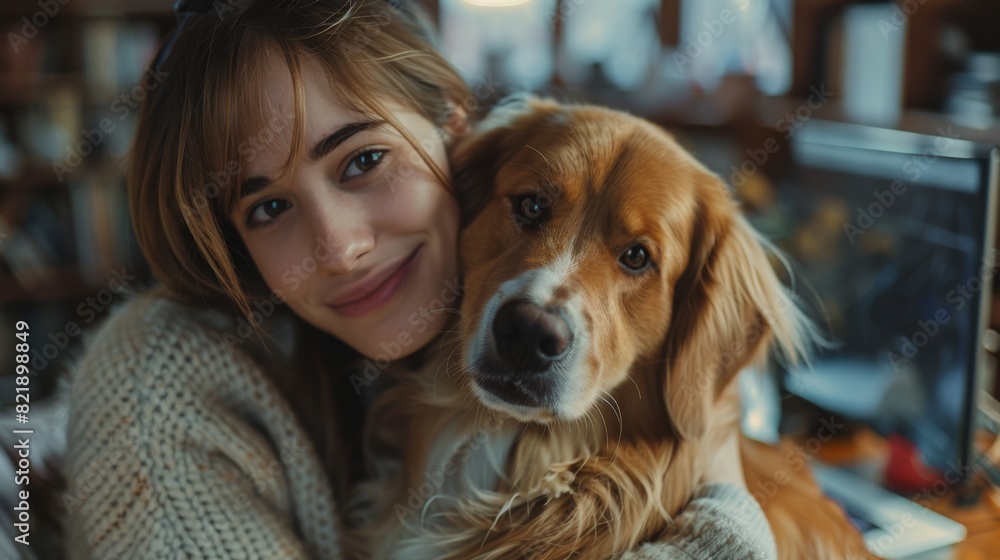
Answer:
[{"left": 327, "top": 244, "right": 423, "bottom": 318}]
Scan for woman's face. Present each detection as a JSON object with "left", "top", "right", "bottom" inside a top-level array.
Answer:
[{"left": 230, "top": 57, "right": 461, "bottom": 361}]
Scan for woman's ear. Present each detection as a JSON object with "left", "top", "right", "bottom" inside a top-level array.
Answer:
[
  {"left": 661, "top": 177, "right": 816, "bottom": 441},
  {"left": 442, "top": 102, "right": 470, "bottom": 139}
]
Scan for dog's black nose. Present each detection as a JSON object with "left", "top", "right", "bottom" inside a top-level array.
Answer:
[{"left": 492, "top": 299, "right": 572, "bottom": 373}]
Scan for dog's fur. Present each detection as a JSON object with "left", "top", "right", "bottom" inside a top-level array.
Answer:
[{"left": 347, "top": 98, "right": 876, "bottom": 560}]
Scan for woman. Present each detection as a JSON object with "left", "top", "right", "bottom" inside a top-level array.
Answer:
[{"left": 63, "top": 1, "right": 777, "bottom": 558}]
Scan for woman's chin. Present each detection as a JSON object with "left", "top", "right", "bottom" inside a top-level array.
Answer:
[{"left": 352, "top": 321, "right": 446, "bottom": 363}]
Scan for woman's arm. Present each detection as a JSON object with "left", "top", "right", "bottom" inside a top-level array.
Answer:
[
  {"left": 63, "top": 295, "right": 342, "bottom": 559},
  {"left": 618, "top": 432, "right": 778, "bottom": 560}
]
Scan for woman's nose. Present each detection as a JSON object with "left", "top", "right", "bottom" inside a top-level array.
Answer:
[{"left": 309, "top": 204, "right": 375, "bottom": 275}]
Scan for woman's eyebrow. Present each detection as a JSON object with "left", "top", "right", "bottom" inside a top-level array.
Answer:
[
  {"left": 239, "top": 119, "right": 385, "bottom": 200},
  {"left": 308, "top": 120, "right": 384, "bottom": 162},
  {"left": 240, "top": 176, "right": 272, "bottom": 200}
]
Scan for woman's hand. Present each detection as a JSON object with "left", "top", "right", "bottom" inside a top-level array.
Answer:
[{"left": 700, "top": 430, "right": 747, "bottom": 488}]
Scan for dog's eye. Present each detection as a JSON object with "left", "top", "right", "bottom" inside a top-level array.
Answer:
[
  {"left": 521, "top": 197, "right": 544, "bottom": 219},
  {"left": 512, "top": 193, "right": 550, "bottom": 228},
  {"left": 619, "top": 244, "right": 651, "bottom": 271}
]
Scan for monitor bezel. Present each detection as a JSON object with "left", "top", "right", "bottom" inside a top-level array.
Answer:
[{"left": 787, "top": 119, "right": 998, "bottom": 481}]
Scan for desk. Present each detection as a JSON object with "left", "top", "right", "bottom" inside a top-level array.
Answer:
[
  {"left": 918, "top": 487, "right": 1000, "bottom": 560},
  {"left": 804, "top": 428, "right": 1000, "bottom": 559}
]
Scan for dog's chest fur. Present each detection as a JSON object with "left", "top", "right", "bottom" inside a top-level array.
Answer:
[
  {"left": 349, "top": 342, "right": 522, "bottom": 559},
  {"left": 347, "top": 338, "right": 703, "bottom": 560}
]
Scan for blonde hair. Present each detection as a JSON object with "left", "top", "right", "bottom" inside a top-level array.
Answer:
[{"left": 127, "top": 0, "right": 472, "bottom": 491}]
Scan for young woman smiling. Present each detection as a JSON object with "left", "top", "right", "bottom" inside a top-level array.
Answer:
[{"left": 63, "top": 1, "right": 778, "bottom": 558}]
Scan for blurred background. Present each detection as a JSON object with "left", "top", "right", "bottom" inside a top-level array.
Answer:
[
  {"left": 2, "top": 0, "right": 1000, "bottom": 556},
  {"left": 3, "top": 0, "right": 1000, "bottom": 394}
]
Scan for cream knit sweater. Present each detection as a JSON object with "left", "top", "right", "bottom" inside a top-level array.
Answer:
[
  {"left": 63, "top": 291, "right": 778, "bottom": 559},
  {"left": 64, "top": 292, "right": 342, "bottom": 559}
]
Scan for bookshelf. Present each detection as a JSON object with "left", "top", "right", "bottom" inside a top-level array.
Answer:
[{"left": 0, "top": 2, "right": 171, "bottom": 396}]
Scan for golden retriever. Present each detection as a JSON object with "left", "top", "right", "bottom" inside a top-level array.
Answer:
[{"left": 347, "top": 97, "right": 876, "bottom": 560}]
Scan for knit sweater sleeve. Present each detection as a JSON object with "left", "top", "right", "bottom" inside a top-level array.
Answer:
[
  {"left": 63, "top": 294, "right": 342, "bottom": 560},
  {"left": 618, "top": 483, "right": 778, "bottom": 560}
]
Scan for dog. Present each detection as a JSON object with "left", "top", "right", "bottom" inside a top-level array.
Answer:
[{"left": 347, "top": 97, "right": 877, "bottom": 560}]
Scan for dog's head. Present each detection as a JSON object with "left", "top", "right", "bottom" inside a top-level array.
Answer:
[{"left": 451, "top": 97, "right": 814, "bottom": 440}]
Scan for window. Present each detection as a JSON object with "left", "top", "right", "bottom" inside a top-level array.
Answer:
[{"left": 440, "top": 0, "right": 556, "bottom": 90}]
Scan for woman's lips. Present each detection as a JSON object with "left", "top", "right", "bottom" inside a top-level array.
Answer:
[{"left": 328, "top": 246, "right": 421, "bottom": 318}]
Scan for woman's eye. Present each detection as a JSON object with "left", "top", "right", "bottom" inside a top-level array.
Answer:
[
  {"left": 619, "top": 243, "right": 652, "bottom": 272},
  {"left": 246, "top": 198, "right": 291, "bottom": 229},
  {"left": 343, "top": 149, "right": 387, "bottom": 180}
]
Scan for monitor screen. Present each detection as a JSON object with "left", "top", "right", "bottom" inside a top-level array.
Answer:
[{"left": 756, "top": 121, "right": 997, "bottom": 473}]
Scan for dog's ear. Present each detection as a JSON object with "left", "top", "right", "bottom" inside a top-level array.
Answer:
[
  {"left": 450, "top": 95, "right": 563, "bottom": 228},
  {"left": 662, "top": 177, "right": 815, "bottom": 441}
]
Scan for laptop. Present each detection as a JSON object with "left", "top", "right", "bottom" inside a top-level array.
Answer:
[{"left": 812, "top": 463, "right": 968, "bottom": 559}]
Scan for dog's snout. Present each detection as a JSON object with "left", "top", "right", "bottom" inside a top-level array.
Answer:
[{"left": 492, "top": 299, "right": 572, "bottom": 372}]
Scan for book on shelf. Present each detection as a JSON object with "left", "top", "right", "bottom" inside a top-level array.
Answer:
[
  {"left": 0, "top": 201, "right": 68, "bottom": 287},
  {"left": 68, "top": 166, "right": 133, "bottom": 286},
  {"left": 19, "top": 85, "right": 82, "bottom": 165},
  {"left": 82, "top": 18, "right": 160, "bottom": 103}
]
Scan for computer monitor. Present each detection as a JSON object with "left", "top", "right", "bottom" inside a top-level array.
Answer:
[{"left": 761, "top": 120, "right": 998, "bottom": 476}]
